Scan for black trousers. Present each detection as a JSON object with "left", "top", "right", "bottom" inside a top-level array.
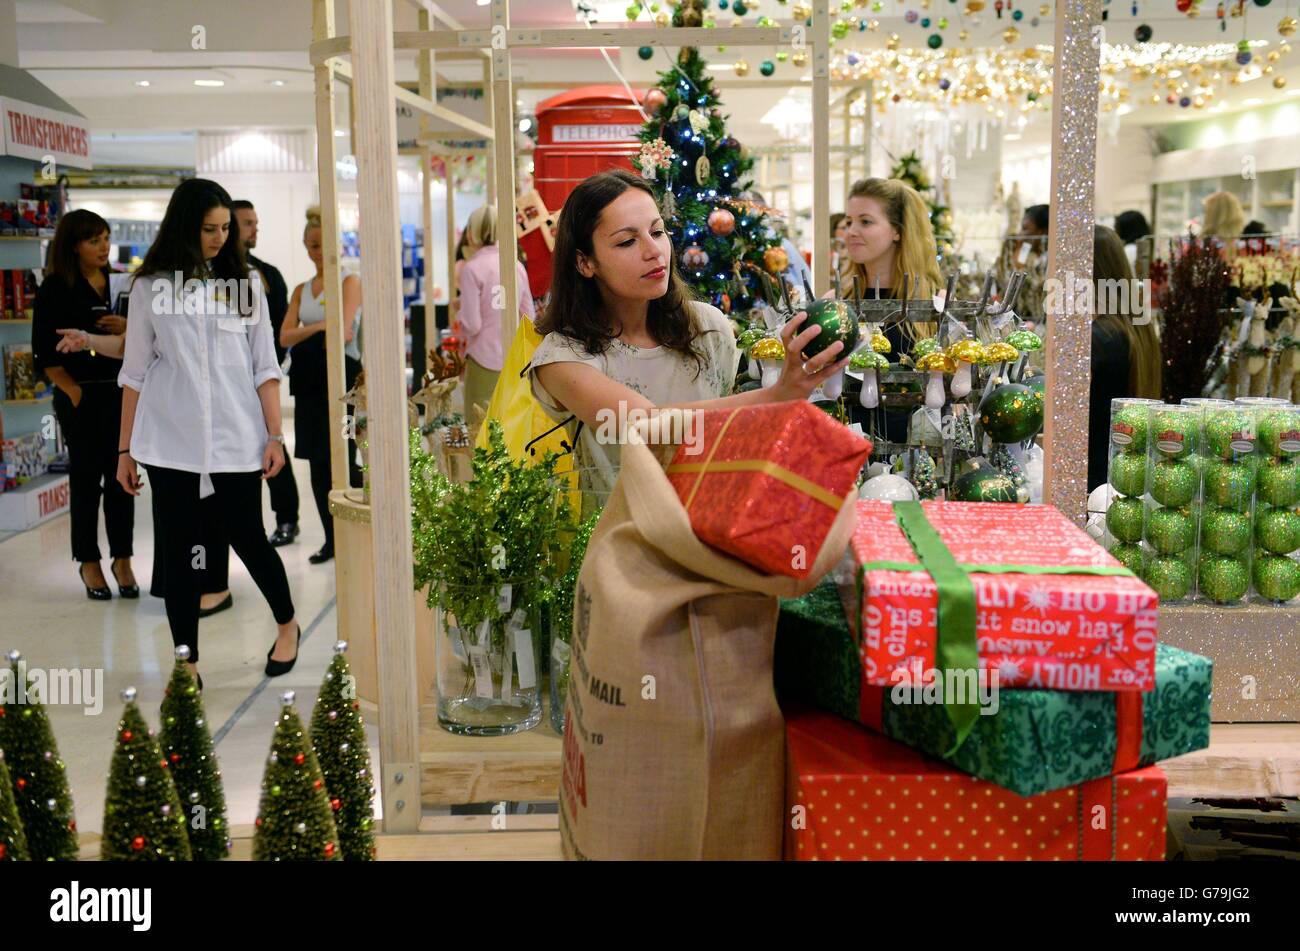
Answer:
[
  {"left": 144, "top": 466, "right": 295, "bottom": 664},
  {"left": 54, "top": 384, "right": 134, "bottom": 563},
  {"left": 308, "top": 450, "right": 361, "bottom": 553},
  {"left": 266, "top": 454, "right": 299, "bottom": 527}
]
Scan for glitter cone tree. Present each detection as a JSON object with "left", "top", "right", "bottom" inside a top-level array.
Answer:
[
  {"left": 158, "top": 647, "right": 229, "bottom": 860},
  {"left": 0, "top": 650, "right": 78, "bottom": 860},
  {"left": 101, "top": 688, "right": 192, "bottom": 861},
  {"left": 310, "top": 642, "right": 376, "bottom": 861},
  {"left": 633, "top": 43, "right": 782, "bottom": 321},
  {"left": 253, "top": 691, "right": 342, "bottom": 862},
  {"left": 0, "top": 749, "right": 31, "bottom": 861}
]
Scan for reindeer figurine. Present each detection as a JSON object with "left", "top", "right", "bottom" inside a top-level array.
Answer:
[
  {"left": 340, "top": 369, "right": 420, "bottom": 500},
  {"left": 1245, "top": 296, "right": 1273, "bottom": 398},
  {"left": 411, "top": 349, "right": 470, "bottom": 474},
  {"left": 1278, "top": 298, "right": 1300, "bottom": 403}
]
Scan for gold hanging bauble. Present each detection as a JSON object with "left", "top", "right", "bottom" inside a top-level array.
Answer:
[
  {"left": 734, "top": 59, "right": 750, "bottom": 76},
  {"left": 656, "top": 11, "right": 670, "bottom": 26},
  {"left": 1268, "top": 51, "right": 1280, "bottom": 62},
  {"left": 855, "top": 0, "right": 869, "bottom": 7},
  {"left": 1282, "top": 43, "right": 1293, "bottom": 54},
  {"left": 1275, "top": 75, "right": 1289, "bottom": 89},
  {"left": 1280, "top": 17, "right": 1298, "bottom": 38},
  {"left": 1193, "top": 96, "right": 1206, "bottom": 108},
  {"left": 1003, "top": 26, "right": 1020, "bottom": 44},
  {"left": 1189, "top": 63, "right": 1203, "bottom": 76},
  {"left": 1039, "top": 2, "right": 1050, "bottom": 13},
  {"left": 886, "top": 32, "right": 900, "bottom": 50},
  {"left": 868, "top": 18, "right": 879, "bottom": 29},
  {"left": 792, "top": 2, "right": 811, "bottom": 19},
  {"left": 966, "top": 0, "right": 985, "bottom": 11},
  {"left": 792, "top": 49, "right": 808, "bottom": 67},
  {"left": 1149, "top": 94, "right": 1161, "bottom": 104}
]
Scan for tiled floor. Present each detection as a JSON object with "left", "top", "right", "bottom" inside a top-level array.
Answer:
[{"left": 0, "top": 411, "right": 382, "bottom": 836}]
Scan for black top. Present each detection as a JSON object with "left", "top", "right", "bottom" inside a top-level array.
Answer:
[
  {"left": 1089, "top": 319, "right": 1132, "bottom": 493},
  {"left": 248, "top": 253, "right": 290, "bottom": 362},
  {"left": 32, "top": 268, "right": 124, "bottom": 384}
]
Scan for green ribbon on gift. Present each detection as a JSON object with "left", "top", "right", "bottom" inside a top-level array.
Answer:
[{"left": 865, "top": 501, "right": 1136, "bottom": 756}]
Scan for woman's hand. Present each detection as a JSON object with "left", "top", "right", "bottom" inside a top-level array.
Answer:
[
  {"left": 117, "top": 454, "right": 142, "bottom": 496},
  {"left": 56, "top": 328, "right": 91, "bottom": 354},
  {"left": 262, "top": 439, "right": 286, "bottom": 479},
  {"left": 96, "top": 315, "right": 127, "bottom": 335},
  {"left": 769, "top": 312, "right": 852, "bottom": 402}
]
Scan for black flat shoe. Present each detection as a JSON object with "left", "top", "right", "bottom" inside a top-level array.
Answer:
[
  {"left": 198, "top": 592, "right": 233, "bottom": 618},
  {"left": 111, "top": 561, "right": 140, "bottom": 599},
  {"left": 268, "top": 523, "right": 299, "bottom": 547},
  {"left": 79, "top": 564, "right": 112, "bottom": 601},
  {"left": 308, "top": 545, "right": 334, "bottom": 565},
  {"left": 265, "top": 626, "right": 301, "bottom": 678}
]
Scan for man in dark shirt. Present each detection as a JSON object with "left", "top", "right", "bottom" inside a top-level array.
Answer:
[{"left": 233, "top": 200, "right": 299, "bottom": 546}]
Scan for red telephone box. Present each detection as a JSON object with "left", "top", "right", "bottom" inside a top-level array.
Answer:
[{"left": 533, "top": 86, "right": 645, "bottom": 214}]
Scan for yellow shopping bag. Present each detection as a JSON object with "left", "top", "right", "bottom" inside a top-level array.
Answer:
[{"left": 475, "top": 315, "right": 576, "bottom": 465}]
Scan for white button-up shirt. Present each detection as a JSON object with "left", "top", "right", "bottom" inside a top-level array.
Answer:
[{"left": 118, "top": 269, "right": 283, "bottom": 497}]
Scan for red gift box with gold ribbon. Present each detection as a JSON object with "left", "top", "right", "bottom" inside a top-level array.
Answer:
[
  {"left": 785, "top": 707, "right": 1167, "bottom": 861},
  {"left": 666, "top": 403, "right": 871, "bottom": 578}
]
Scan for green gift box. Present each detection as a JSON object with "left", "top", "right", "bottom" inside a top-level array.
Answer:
[{"left": 775, "top": 576, "right": 1213, "bottom": 797}]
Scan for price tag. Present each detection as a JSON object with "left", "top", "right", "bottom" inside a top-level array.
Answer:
[
  {"left": 468, "top": 645, "right": 494, "bottom": 699},
  {"left": 500, "top": 644, "right": 513, "bottom": 703},
  {"left": 475, "top": 618, "right": 492, "bottom": 649},
  {"left": 497, "top": 584, "right": 512, "bottom": 614},
  {"left": 514, "top": 628, "right": 537, "bottom": 689},
  {"left": 551, "top": 638, "right": 570, "bottom": 670}
]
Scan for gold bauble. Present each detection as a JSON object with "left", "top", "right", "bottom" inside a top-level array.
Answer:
[
  {"left": 959, "top": 28, "right": 970, "bottom": 40},
  {"left": 1038, "top": 2, "right": 1049, "bottom": 13},
  {"left": 655, "top": 11, "right": 670, "bottom": 26},
  {"left": 1193, "top": 97, "right": 1205, "bottom": 109},
  {"left": 1187, "top": 6, "right": 1198, "bottom": 16},
  {"left": 792, "top": 2, "right": 811, "bottom": 18},
  {"left": 1283, "top": 43, "right": 1293, "bottom": 54},
  {"left": 792, "top": 50, "right": 808, "bottom": 67},
  {"left": 966, "top": 0, "right": 985, "bottom": 11},
  {"left": 1275, "top": 75, "right": 1289, "bottom": 89},
  {"left": 1003, "top": 26, "right": 1020, "bottom": 44},
  {"left": 868, "top": 18, "right": 879, "bottom": 29},
  {"left": 1149, "top": 94, "right": 1161, "bottom": 105},
  {"left": 1281, "top": 16, "right": 1299, "bottom": 37},
  {"left": 1189, "top": 63, "right": 1203, "bottom": 77},
  {"left": 886, "top": 32, "right": 900, "bottom": 50},
  {"left": 1268, "top": 51, "right": 1280, "bottom": 63},
  {"left": 733, "top": 59, "right": 750, "bottom": 77},
  {"left": 855, "top": 0, "right": 869, "bottom": 7},
  {"left": 1264, "top": 65, "right": 1274, "bottom": 75}
]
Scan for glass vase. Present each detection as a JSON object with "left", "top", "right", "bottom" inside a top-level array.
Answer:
[
  {"left": 433, "top": 581, "right": 544, "bottom": 736},
  {"left": 548, "top": 638, "right": 570, "bottom": 735}
]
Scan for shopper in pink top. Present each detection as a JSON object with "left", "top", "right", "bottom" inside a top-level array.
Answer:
[{"left": 456, "top": 204, "right": 536, "bottom": 432}]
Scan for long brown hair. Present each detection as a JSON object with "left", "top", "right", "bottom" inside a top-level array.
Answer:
[
  {"left": 1094, "top": 224, "right": 1161, "bottom": 400},
  {"left": 539, "top": 169, "right": 708, "bottom": 373},
  {"left": 47, "top": 209, "right": 110, "bottom": 286}
]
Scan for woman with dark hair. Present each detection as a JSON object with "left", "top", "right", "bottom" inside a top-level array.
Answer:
[
  {"left": 529, "top": 169, "right": 849, "bottom": 496},
  {"left": 1113, "top": 210, "right": 1150, "bottom": 246},
  {"left": 32, "top": 209, "right": 137, "bottom": 599},
  {"left": 113, "top": 178, "right": 301, "bottom": 685}
]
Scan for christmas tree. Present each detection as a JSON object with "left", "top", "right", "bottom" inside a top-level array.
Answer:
[
  {"left": 633, "top": 40, "right": 783, "bottom": 322},
  {"left": 0, "top": 650, "right": 78, "bottom": 860},
  {"left": 0, "top": 748, "right": 31, "bottom": 861},
  {"left": 310, "top": 642, "right": 376, "bottom": 861},
  {"left": 158, "top": 646, "right": 230, "bottom": 860},
  {"left": 889, "top": 151, "right": 955, "bottom": 257},
  {"left": 253, "top": 690, "right": 343, "bottom": 862},
  {"left": 101, "top": 687, "right": 192, "bottom": 861}
]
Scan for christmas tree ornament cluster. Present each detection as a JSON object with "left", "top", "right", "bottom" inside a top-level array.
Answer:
[{"left": 252, "top": 691, "right": 343, "bottom": 862}]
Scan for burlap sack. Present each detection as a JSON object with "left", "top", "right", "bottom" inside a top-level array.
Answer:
[{"left": 559, "top": 424, "right": 859, "bottom": 860}]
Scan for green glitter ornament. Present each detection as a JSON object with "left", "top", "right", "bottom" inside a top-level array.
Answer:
[
  {"left": 1108, "top": 453, "right": 1148, "bottom": 497},
  {"left": 799, "top": 299, "right": 859, "bottom": 359},
  {"left": 1200, "top": 507, "right": 1252, "bottom": 555},
  {"left": 1256, "top": 458, "right": 1300, "bottom": 507},
  {"left": 1253, "top": 554, "right": 1300, "bottom": 602},
  {"left": 1197, "top": 555, "right": 1250, "bottom": 603},
  {"left": 1257, "top": 409, "right": 1300, "bottom": 457},
  {"left": 1255, "top": 507, "right": 1300, "bottom": 554},
  {"left": 1203, "top": 409, "right": 1258, "bottom": 460},
  {"left": 1151, "top": 409, "right": 1197, "bottom": 459},
  {"left": 1145, "top": 507, "right": 1195, "bottom": 554},
  {"left": 1108, "top": 542, "right": 1148, "bottom": 575},
  {"left": 978, "top": 383, "right": 1043, "bottom": 443},
  {"left": 1105, "top": 496, "right": 1146, "bottom": 543},
  {"left": 1144, "top": 555, "right": 1193, "bottom": 601},
  {"left": 1110, "top": 404, "right": 1151, "bottom": 453},
  {"left": 1149, "top": 459, "right": 1197, "bottom": 507},
  {"left": 949, "top": 466, "right": 1021, "bottom": 503},
  {"left": 1203, "top": 460, "right": 1256, "bottom": 512}
]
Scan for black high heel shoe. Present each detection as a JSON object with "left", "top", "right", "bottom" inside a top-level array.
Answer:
[
  {"left": 79, "top": 564, "right": 112, "bottom": 601},
  {"left": 265, "top": 626, "right": 301, "bottom": 678},
  {"left": 111, "top": 560, "right": 140, "bottom": 599}
]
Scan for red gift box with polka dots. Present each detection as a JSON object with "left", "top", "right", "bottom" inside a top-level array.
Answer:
[{"left": 785, "top": 707, "right": 1166, "bottom": 861}]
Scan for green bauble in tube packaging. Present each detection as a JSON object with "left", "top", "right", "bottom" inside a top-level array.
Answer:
[
  {"left": 1253, "top": 554, "right": 1300, "bottom": 602},
  {"left": 1256, "top": 408, "right": 1300, "bottom": 458},
  {"left": 1110, "top": 404, "right": 1150, "bottom": 453},
  {"left": 1197, "top": 555, "right": 1250, "bottom": 603},
  {"left": 1203, "top": 409, "right": 1257, "bottom": 460},
  {"left": 1255, "top": 506, "right": 1300, "bottom": 555},
  {"left": 1256, "top": 457, "right": 1300, "bottom": 507},
  {"left": 1203, "top": 460, "right": 1256, "bottom": 512},
  {"left": 1200, "top": 507, "right": 1252, "bottom": 555},
  {"left": 1151, "top": 409, "right": 1197, "bottom": 459},
  {"left": 1144, "top": 555, "right": 1192, "bottom": 601},
  {"left": 1107, "top": 542, "right": 1147, "bottom": 575},
  {"left": 1149, "top": 459, "right": 1198, "bottom": 507},
  {"left": 1108, "top": 453, "right": 1148, "bottom": 497},
  {"left": 1105, "top": 496, "right": 1146, "bottom": 543},
  {"left": 1145, "top": 507, "right": 1195, "bottom": 554}
]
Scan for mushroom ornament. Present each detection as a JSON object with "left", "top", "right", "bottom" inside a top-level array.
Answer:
[
  {"left": 915, "top": 351, "right": 957, "bottom": 409},
  {"left": 1005, "top": 329, "right": 1043, "bottom": 381},
  {"left": 749, "top": 336, "right": 786, "bottom": 388},
  {"left": 851, "top": 350, "right": 891, "bottom": 408},
  {"left": 947, "top": 339, "right": 985, "bottom": 398}
]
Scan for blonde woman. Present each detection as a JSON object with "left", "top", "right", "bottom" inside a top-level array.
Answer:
[
  {"left": 1201, "top": 191, "right": 1246, "bottom": 258},
  {"left": 455, "top": 204, "right": 536, "bottom": 431}
]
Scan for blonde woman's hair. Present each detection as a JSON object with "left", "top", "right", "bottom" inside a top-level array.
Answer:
[
  {"left": 466, "top": 204, "right": 498, "bottom": 248},
  {"left": 840, "top": 177, "right": 943, "bottom": 339},
  {"left": 1201, "top": 191, "right": 1245, "bottom": 255},
  {"left": 1093, "top": 225, "right": 1162, "bottom": 401},
  {"left": 304, "top": 204, "right": 323, "bottom": 237}
]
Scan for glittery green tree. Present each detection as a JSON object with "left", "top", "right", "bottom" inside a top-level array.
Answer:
[
  {"left": 158, "top": 646, "right": 229, "bottom": 861},
  {"left": 0, "top": 749, "right": 31, "bottom": 861},
  {"left": 253, "top": 691, "right": 342, "bottom": 862},
  {"left": 310, "top": 643, "right": 375, "bottom": 861},
  {"left": 0, "top": 650, "right": 78, "bottom": 860},
  {"left": 101, "top": 688, "right": 192, "bottom": 861}
]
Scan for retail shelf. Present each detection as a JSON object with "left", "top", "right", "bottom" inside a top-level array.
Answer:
[
  {"left": 0, "top": 318, "right": 33, "bottom": 325},
  {"left": 0, "top": 234, "right": 46, "bottom": 241},
  {"left": 2, "top": 395, "right": 52, "bottom": 406}
]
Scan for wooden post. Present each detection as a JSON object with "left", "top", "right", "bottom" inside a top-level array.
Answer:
[
  {"left": 860, "top": 84, "right": 871, "bottom": 181},
  {"left": 446, "top": 154, "right": 457, "bottom": 313},
  {"left": 840, "top": 90, "right": 851, "bottom": 204},
  {"left": 417, "top": 7, "right": 438, "bottom": 350},
  {"left": 349, "top": 0, "right": 422, "bottom": 833},
  {"left": 483, "top": 56, "right": 497, "bottom": 207},
  {"left": 313, "top": 0, "right": 349, "bottom": 496},
  {"left": 811, "top": 3, "right": 831, "bottom": 296},
  {"left": 491, "top": 0, "right": 520, "bottom": 347}
]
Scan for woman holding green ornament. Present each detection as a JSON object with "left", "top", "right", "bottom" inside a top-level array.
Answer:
[{"left": 530, "top": 170, "right": 851, "bottom": 495}]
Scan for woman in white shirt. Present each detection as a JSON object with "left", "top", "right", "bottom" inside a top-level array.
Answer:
[{"left": 114, "top": 179, "right": 302, "bottom": 686}]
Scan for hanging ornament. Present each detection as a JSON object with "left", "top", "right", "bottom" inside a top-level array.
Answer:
[
  {"left": 1012, "top": 7, "right": 1023, "bottom": 18},
  {"left": 959, "top": 27, "right": 970, "bottom": 38},
  {"left": 733, "top": 59, "right": 750, "bottom": 76},
  {"left": 939, "top": 77, "right": 952, "bottom": 90},
  {"left": 687, "top": 109, "right": 709, "bottom": 134},
  {"left": 656, "top": 11, "right": 671, "bottom": 25},
  {"left": 928, "top": 32, "right": 943, "bottom": 47},
  {"left": 763, "top": 246, "right": 790, "bottom": 274},
  {"left": 733, "top": 0, "right": 748, "bottom": 13},
  {"left": 921, "top": 16, "right": 931, "bottom": 26},
  {"left": 661, "top": 188, "right": 677, "bottom": 218},
  {"left": 1281, "top": 15, "right": 1298, "bottom": 35},
  {"left": 995, "top": 0, "right": 1004, "bottom": 16},
  {"left": 638, "top": 138, "right": 676, "bottom": 180},
  {"left": 1135, "top": 23, "right": 1152, "bottom": 41},
  {"left": 1237, "top": 39, "right": 1253, "bottom": 64},
  {"left": 905, "top": 9, "right": 919, "bottom": 21},
  {"left": 885, "top": 32, "right": 900, "bottom": 50},
  {"left": 792, "top": 50, "right": 808, "bottom": 67},
  {"left": 695, "top": 154, "right": 712, "bottom": 183},
  {"left": 1003, "top": 25, "right": 1020, "bottom": 42},
  {"left": 1276, "top": 74, "right": 1289, "bottom": 87},
  {"left": 760, "top": 59, "right": 775, "bottom": 76},
  {"left": 682, "top": 246, "right": 710, "bottom": 270},
  {"left": 708, "top": 208, "right": 736, "bottom": 235},
  {"left": 1039, "top": 2, "right": 1050, "bottom": 11},
  {"left": 638, "top": 46, "right": 654, "bottom": 60},
  {"left": 793, "top": 1, "right": 813, "bottom": 17}
]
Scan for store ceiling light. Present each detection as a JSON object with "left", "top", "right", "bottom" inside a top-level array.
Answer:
[
  {"left": 268, "top": 79, "right": 285, "bottom": 87},
  {"left": 193, "top": 79, "right": 225, "bottom": 87},
  {"left": 1243, "top": 98, "right": 1263, "bottom": 106},
  {"left": 476, "top": 0, "right": 490, "bottom": 5},
  {"left": 334, "top": 129, "right": 347, "bottom": 137},
  {"left": 134, "top": 80, "right": 150, "bottom": 87}
]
